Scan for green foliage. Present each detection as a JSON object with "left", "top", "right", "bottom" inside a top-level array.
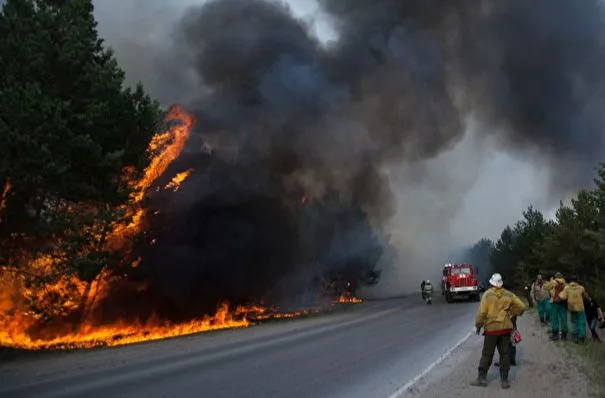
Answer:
[
  {"left": 0, "top": 0, "right": 161, "bottom": 303},
  {"left": 482, "top": 164, "right": 605, "bottom": 302}
]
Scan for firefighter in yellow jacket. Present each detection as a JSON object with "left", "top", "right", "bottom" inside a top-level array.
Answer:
[
  {"left": 471, "top": 273, "right": 526, "bottom": 389},
  {"left": 547, "top": 272, "right": 568, "bottom": 340},
  {"left": 559, "top": 275, "right": 590, "bottom": 343}
]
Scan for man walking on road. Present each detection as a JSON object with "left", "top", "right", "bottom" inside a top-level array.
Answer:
[
  {"left": 548, "top": 272, "right": 568, "bottom": 341},
  {"left": 471, "top": 273, "right": 526, "bottom": 389},
  {"left": 531, "top": 275, "right": 551, "bottom": 325},
  {"left": 559, "top": 276, "right": 590, "bottom": 343}
]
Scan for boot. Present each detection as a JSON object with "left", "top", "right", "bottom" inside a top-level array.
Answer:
[
  {"left": 550, "top": 332, "right": 560, "bottom": 341},
  {"left": 470, "top": 370, "right": 488, "bottom": 387},
  {"left": 561, "top": 332, "right": 568, "bottom": 341},
  {"left": 500, "top": 370, "right": 510, "bottom": 389}
]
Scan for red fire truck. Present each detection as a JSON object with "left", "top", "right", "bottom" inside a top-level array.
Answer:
[{"left": 442, "top": 263, "right": 480, "bottom": 303}]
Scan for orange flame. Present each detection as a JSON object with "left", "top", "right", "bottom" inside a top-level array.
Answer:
[
  {"left": 0, "top": 179, "right": 11, "bottom": 221},
  {"left": 165, "top": 169, "right": 193, "bottom": 192},
  {"left": 0, "top": 302, "right": 251, "bottom": 350},
  {"left": 0, "top": 106, "right": 198, "bottom": 350},
  {"left": 0, "top": 105, "right": 362, "bottom": 351},
  {"left": 110, "top": 105, "right": 194, "bottom": 243},
  {"left": 134, "top": 106, "right": 194, "bottom": 201},
  {"left": 336, "top": 293, "right": 364, "bottom": 304}
]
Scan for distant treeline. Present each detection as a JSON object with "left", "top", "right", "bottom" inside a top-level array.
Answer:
[{"left": 470, "top": 164, "right": 605, "bottom": 302}]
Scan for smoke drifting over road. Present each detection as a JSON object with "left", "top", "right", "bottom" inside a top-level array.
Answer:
[{"left": 93, "top": 0, "right": 605, "bottom": 310}]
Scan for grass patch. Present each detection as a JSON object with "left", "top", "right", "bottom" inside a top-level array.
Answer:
[{"left": 566, "top": 339, "right": 605, "bottom": 397}]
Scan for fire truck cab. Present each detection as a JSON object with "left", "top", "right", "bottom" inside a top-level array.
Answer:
[{"left": 442, "top": 263, "right": 480, "bottom": 303}]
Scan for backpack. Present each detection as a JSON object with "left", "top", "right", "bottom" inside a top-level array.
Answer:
[{"left": 553, "top": 281, "right": 566, "bottom": 304}]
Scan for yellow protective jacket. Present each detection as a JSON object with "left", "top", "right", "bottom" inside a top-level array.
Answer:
[
  {"left": 475, "top": 287, "right": 526, "bottom": 333},
  {"left": 559, "top": 282, "right": 589, "bottom": 312},
  {"left": 546, "top": 278, "right": 567, "bottom": 303}
]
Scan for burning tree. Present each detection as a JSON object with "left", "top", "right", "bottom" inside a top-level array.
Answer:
[
  {"left": 0, "top": 0, "right": 162, "bottom": 339},
  {"left": 0, "top": 0, "right": 372, "bottom": 349}
]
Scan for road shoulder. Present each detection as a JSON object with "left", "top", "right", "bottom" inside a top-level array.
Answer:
[{"left": 402, "top": 311, "right": 595, "bottom": 398}]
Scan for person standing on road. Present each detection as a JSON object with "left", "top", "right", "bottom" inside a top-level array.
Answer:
[
  {"left": 559, "top": 276, "right": 591, "bottom": 343},
  {"left": 584, "top": 297, "right": 603, "bottom": 342},
  {"left": 531, "top": 275, "right": 551, "bottom": 325},
  {"left": 471, "top": 273, "right": 526, "bottom": 389},
  {"left": 548, "top": 272, "right": 568, "bottom": 341}
]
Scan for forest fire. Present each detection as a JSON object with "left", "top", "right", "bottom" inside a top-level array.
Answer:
[{"left": 0, "top": 105, "right": 364, "bottom": 351}]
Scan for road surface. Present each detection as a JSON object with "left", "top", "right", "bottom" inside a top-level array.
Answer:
[{"left": 0, "top": 297, "right": 475, "bottom": 398}]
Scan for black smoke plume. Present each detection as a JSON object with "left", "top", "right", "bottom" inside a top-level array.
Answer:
[{"left": 99, "top": 0, "right": 605, "bottom": 320}]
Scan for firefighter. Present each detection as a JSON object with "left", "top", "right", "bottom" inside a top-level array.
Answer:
[
  {"left": 471, "top": 273, "right": 526, "bottom": 389},
  {"left": 558, "top": 275, "right": 590, "bottom": 343},
  {"left": 548, "top": 272, "right": 568, "bottom": 341},
  {"left": 421, "top": 280, "right": 433, "bottom": 301},
  {"left": 531, "top": 275, "right": 551, "bottom": 325}
]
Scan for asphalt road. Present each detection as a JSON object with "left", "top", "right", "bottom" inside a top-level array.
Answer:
[{"left": 0, "top": 297, "right": 476, "bottom": 398}]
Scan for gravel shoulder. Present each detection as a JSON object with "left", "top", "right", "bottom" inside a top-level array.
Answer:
[{"left": 403, "top": 310, "right": 597, "bottom": 398}]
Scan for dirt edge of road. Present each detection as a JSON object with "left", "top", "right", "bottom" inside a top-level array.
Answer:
[{"left": 402, "top": 310, "right": 600, "bottom": 398}]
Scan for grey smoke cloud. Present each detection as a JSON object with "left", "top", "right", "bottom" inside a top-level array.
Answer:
[{"left": 89, "top": 0, "right": 605, "bottom": 299}]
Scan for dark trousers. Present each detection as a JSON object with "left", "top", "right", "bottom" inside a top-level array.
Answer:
[
  {"left": 588, "top": 317, "right": 601, "bottom": 340},
  {"left": 479, "top": 334, "right": 511, "bottom": 373},
  {"left": 494, "top": 339, "right": 516, "bottom": 365}
]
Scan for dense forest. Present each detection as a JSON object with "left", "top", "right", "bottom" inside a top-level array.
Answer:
[{"left": 470, "top": 165, "right": 605, "bottom": 302}]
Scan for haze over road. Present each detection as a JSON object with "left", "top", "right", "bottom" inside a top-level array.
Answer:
[{"left": 0, "top": 298, "right": 475, "bottom": 398}]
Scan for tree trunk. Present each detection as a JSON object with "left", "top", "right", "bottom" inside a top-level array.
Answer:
[
  {"left": 73, "top": 210, "right": 112, "bottom": 331},
  {"left": 73, "top": 278, "right": 94, "bottom": 332}
]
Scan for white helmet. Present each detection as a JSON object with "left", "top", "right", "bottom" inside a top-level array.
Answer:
[
  {"left": 426, "top": 279, "right": 431, "bottom": 284},
  {"left": 489, "top": 273, "right": 503, "bottom": 288}
]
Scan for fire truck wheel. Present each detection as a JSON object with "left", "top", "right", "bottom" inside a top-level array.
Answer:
[{"left": 445, "top": 292, "right": 453, "bottom": 303}]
